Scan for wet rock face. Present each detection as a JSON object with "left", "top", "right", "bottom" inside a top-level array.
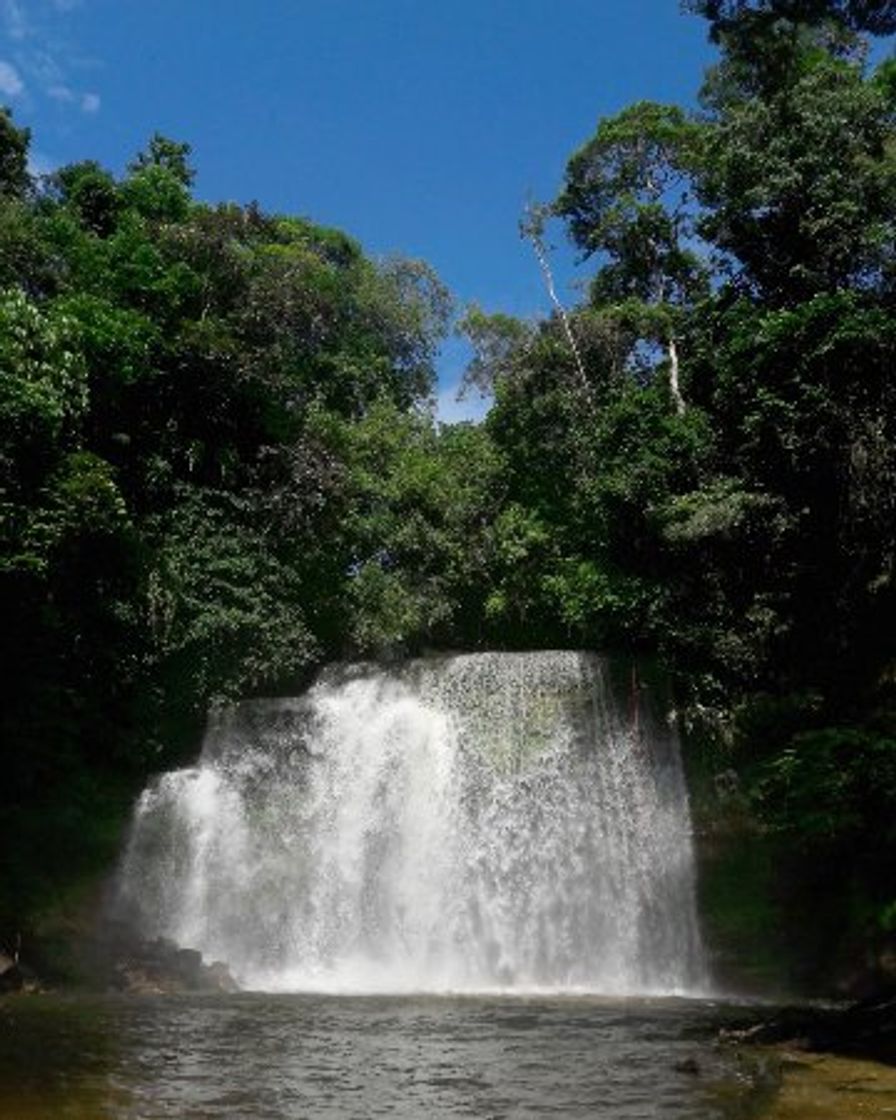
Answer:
[
  {"left": 108, "top": 936, "right": 239, "bottom": 994},
  {"left": 0, "top": 947, "right": 40, "bottom": 994},
  {"left": 1, "top": 922, "right": 240, "bottom": 995},
  {"left": 88, "top": 918, "right": 238, "bottom": 993}
]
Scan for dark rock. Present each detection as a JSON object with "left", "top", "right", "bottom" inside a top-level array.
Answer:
[
  {"left": 103, "top": 931, "right": 240, "bottom": 994},
  {"left": 0, "top": 940, "right": 42, "bottom": 993},
  {"left": 0, "top": 963, "right": 23, "bottom": 993},
  {"left": 674, "top": 1057, "right": 700, "bottom": 1075},
  {"left": 172, "top": 947, "right": 203, "bottom": 984},
  {"left": 0, "top": 959, "right": 40, "bottom": 994},
  {"left": 721, "top": 995, "right": 896, "bottom": 1065},
  {"left": 205, "top": 960, "right": 239, "bottom": 992}
]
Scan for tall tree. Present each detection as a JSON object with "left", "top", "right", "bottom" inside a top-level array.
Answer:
[
  {"left": 686, "top": 1, "right": 896, "bottom": 38},
  {"left": 555, "top": 102, "right": 708, "bottom": 413}
]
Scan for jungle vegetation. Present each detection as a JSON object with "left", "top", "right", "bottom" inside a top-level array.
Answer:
[{"left": 1, "top": 0, "right": 894, "bottom": 984}]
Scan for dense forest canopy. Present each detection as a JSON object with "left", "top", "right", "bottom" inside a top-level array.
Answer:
[{"left": 1, "top": 0, "right": 894, "bottom": 980}]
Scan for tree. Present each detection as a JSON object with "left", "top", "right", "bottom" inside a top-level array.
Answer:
[
  {"left": 686, "top": 1, "right": 896, "bottom": 38},
  {"left": 555, "top": 102, "right": 708, "bottom": 413},
  {"left": 51, "top": 161, "right": 120, "bottom": 238},
  {"left": 458, "top": 304, "right": 533, "bottom": 398},
  {"left": 0, "top": 108, "right": 30, "bottom": 199},
  {"left": 0, "top": 125, "right": 462, "bottom": 939},
  {"left": 318, "top": 397, "right": 504, "bottom": 654},
  {"left": 696, "top": 52, "right": 896, "bottom": 302},
  {"left": 127, "top": 133, "right": 195, "bottom": 187},
  {"left": 0, "top": 289, "right": 86, "bottom": 497}
]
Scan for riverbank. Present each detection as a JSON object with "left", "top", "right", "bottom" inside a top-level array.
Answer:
[
  {"left": 1, "top": 928, "right": 238, "bottom": 996},
  {"left": 760, "top": 1050, "right": 896, "bottom": 1119},
  {"left": 722, "top": 994, "right": 896, "bottom": 1066},
  {"left": 718, "top": 996, "right": 896, "bottom": 1117}
]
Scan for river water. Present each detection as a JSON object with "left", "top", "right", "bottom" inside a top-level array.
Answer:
[{"left": 0, "top": 993, "right": 774, "bottom": 1119}]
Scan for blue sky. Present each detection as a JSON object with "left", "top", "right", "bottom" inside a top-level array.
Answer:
[{"left": 0, "top": 1, "right": 719, "bottom": 419}]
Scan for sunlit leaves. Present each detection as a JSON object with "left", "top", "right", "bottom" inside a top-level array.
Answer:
[{"left": 0, "top": 289, "right": 86, "bottom": 453}]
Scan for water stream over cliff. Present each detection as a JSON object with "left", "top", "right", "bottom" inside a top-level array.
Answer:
[{"left": 116, "top": 651, "right": 706, "bottom": 995}]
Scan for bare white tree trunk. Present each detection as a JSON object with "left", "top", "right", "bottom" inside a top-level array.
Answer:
[
  {"left": 523, "top": 210, "right": 590, "bottom": 398},
  {"left": 667, "top": 335, "right": 686, "bottom": 416}
]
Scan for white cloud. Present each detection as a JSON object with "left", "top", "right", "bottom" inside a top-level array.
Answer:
[
  {"left": 28, "top": 48, "right": 63, "bottom": 88},
  {"left": 2, "top": 3, "right": 101, "bottom": 115},
  {"left": 0, "top": 59, "right": 24, "bottom": 96}
]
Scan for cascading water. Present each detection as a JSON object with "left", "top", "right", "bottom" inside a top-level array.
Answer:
[{"left": 115, "top": 651, "right": 706, "bottom": 995}]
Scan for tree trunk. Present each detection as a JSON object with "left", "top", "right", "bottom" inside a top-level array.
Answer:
[
  {"left": 667, "top": 335, "right": 686, "bottom": 415},
  {"left": 524, "top": 218, "right": 590, "bottom": 398}
]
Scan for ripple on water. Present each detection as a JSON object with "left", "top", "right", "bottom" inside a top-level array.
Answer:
[{"left": 0, "top": 993, "right": 791, "bottom": 1120}]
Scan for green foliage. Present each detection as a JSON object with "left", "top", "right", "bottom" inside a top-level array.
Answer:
[
  {"left": 0, "top": 289, "right": 86, "bottom": 445},
  {"left": 686, "top": 1, "right": 896, "bottom": 40},
  {"left": 2, "top": 0, "right": 896, "bottom": 974},
  {"left": 51, "top": 161, "right": 121, "bottom": 237},
  {"left": 657, "top": 478, "right": 781, "bottom": 544},
  {"left": 470, "top": 0, "right": 896, "bottom": 956},
  {"left": 755, "top": 728, "right": 896, "bottom": 845},
  {"left": 120, "top": 166, "right": 192, "bottom": 224},
  {"left": 458, "top": 304, "right": 533, "bottom": 397},
  {"left": 542, "top": 557, "right": 651, "bottom": 638},
  {"left": 698, "top": 54, "right": 896, "bottom": 301},
  {"left": 880, "top": 901, "right": 896, "bottom": 934},
  {"left": 555, "top": 102, "right": 709, "bottom": 413},
  {"left": 17, "top": 451, "right": 129, "bottom": 569},
  {"left": 0, "top": 107, "right": 30, "bottom": 198},
  {"left": 321, "top": 397, "right": 504, "bottom": 653},
  {"left": 556, "top": 100, "right": 703, "bottom": 289},
  {"left": 127, "top": 133, "right": 195, "bottom": 187},
  {"left": 0, "top": 117, "right": 456, "bottom": 934},
  {"left": 147, "top": 488, "right": 319, "bottom": 706}
]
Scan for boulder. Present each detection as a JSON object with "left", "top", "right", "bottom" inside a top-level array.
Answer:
[
  {"left": 107, "top": 935, "right": 239, "bottom": 994},
  {"left": 0, "top": 950, "right": 40, "bottom": 994}
]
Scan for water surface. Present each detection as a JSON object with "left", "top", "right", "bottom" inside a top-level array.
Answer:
[{"left": 0, "top": 993, "right": 774, "bottom": 1119}]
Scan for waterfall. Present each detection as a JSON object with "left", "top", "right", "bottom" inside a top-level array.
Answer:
[{"left": 115, "top": 651, "right": 706, "bottom": 994}]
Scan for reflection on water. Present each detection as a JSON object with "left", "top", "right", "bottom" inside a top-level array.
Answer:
[{"left": 0, "top": 994, "right": 774, "bottom": 1119}]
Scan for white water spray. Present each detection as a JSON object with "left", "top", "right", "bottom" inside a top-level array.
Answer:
[{"left": 116, "top": 652, "right": 706, "bottom": 994}]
